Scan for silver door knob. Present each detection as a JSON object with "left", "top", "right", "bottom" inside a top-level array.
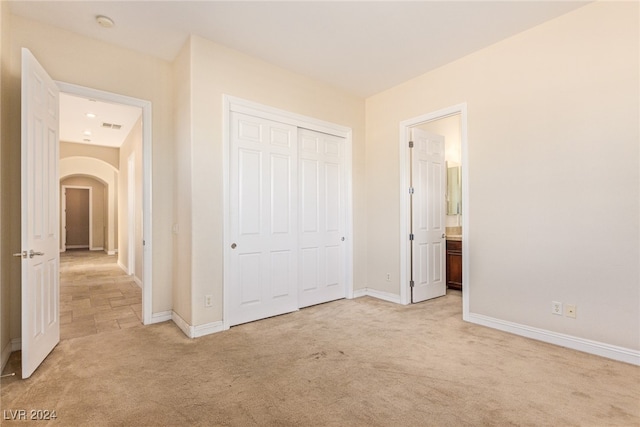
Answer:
[
  {"left": 29, "top": 250, "right": 44, "bottom": 258},
  {"left": 231, "top": 243, "right": 237, "bottom": 249},
  {"left": 442, "top": 233, "right": 446, "bottom": 238},
  {"left": 13, "top": 251, "right": 26, "bottom": 258}
]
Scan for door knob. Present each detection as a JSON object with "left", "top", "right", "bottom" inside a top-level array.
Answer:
[
  {"left": 29, "top": 250, "right": 44, "bottom": 258},
  {"left": 442, "top": 233, "right": 446, "bottom": 238},
  {"left": 13, "top": 251, "right": 26, "bottom": 258},
  {"left": 231, "top": 243, "right": 237, "bottom": 249}
]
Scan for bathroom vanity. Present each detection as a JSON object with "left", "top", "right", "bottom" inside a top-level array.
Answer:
[{"left": 446, "top": 237, "right": 462, "bottom": 290}]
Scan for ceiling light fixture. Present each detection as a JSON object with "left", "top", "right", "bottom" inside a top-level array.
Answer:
[
  {"left": 86, "top": 112, "right": 96, "bottom": 119},
  {"left": 83, "top": 130, "right": 92, "bottom": 136},
  {"left": 96, "top": 15, "right": 115, "bottom": 29}
]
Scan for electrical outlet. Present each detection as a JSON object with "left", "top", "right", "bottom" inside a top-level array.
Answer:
[
  {"left": 565, "top": 304, "right": 576, "bottom": 319},
  {"left": 386, "top": 273, "right": 391, "bottom": 282},
  {"left": 205, "top": 295, "right": 213, "bottom": 307},
  {"left": 552, "top": 301, "right": 563, "bottom": 315}
]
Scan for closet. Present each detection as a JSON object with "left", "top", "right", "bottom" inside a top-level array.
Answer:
[{"left": 227, "top": 110, "right": 348, "bottom": 327}]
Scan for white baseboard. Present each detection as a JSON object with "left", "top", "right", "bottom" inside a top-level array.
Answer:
[
  {"left": 193, "top": 321, "right": 224, "bottom": 338},
  {"left": 149, "top": 310, "right": 172, "bottom": 324},
  {"left": 117, "top": 261, "right": 128, "bottom": 274},
  {"left": 353, "top": 287, "right": 402, "bottom": 304},
  {"left": 107, "top": 250, "right": 117, "bottom": 255},
  {"left": 66, "top": 245, "right": 89, "bottom": 249},
  {"left": 1, "top": 340, "right": 12, "bottom": 372},
  {"left": 171, "top": 311, "right": 224, "bottom": 339},
  {"left": 352, "top": 288, "right": 367, "bottom": 298},
  {"left": 171, "top": 311, "right": 192, "bottom": 337},
  {"left": 467, "top": 313, "right": 640, "bottom": 366},
  {"left": 11, "top": 338, "right": 21, "bottom": 352},
  {"left": 90, "top": 247, "right": 104, "bottom": 251},
  {"left": 133, "top": 276, "right": 142, "bottom": 289}
]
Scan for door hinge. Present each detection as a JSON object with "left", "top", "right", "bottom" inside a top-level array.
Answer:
[
  {"left": 409, "top": 233, "right": 414, "bottom": 241},
  {"left": 409, "top": 187, "right": 414, "bottom": 194},
  {"left": 409, "top": 280, "right": 415, "bottom": 288},
  {"left": 408, "top": 140, "right": 414, "bottom": 148}
]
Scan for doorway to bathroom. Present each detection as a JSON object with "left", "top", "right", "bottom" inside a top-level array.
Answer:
[{"left": 399, "top": 104, "right": 468, "bottom": 317}]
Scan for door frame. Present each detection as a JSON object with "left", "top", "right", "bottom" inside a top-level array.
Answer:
[
  {"left": 56, "top": 81, "right": 153, "bottom": 325},
  {"left": 127, "top": 152, "right": 136, "bottom": 276},
  {"left": 61, "top": 185, "right": 93, "bottom": 251},
  {"left": 222, "top": 95, "right": 354, "bottom": 330},
  {"left": 398, "top": 103, "right": 469, "bottom": 319}
]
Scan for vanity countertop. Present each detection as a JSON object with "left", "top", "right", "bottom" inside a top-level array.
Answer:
[{"left": 446, "top": 234, "right": 462, "bottom": 241}]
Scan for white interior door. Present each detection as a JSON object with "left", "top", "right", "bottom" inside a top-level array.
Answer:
[
  {"left": 298, "top": 129, "right": 346, "bottom": 308},
  {"left": 410, "top": 127, "right": 446, "bottom": 303},
  {"left": 20, "top": 48, "right": 60, "bottom": 378},
  {"left": 228, "top": 112, "right": 299, "bottom": 326}
]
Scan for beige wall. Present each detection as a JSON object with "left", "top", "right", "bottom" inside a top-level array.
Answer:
[
  {"left": 118, "top": 117, "right": 144, "bottom": 282},
  {"left": 171, "top": 39, "right": 192, "bottom": 323},
  {"left": 4, "top": 16, "right": 174, "bottom": 340},
  {"left": 61, "top": 176, "right": 106, "bottom": 250},
  {"left": 365, "top": 2, "right": 639, "bottom": 350},
  {"left": 60, "top": 141, "right": 119, "bottom": 170},
  {"left": 177, "top": 35, "right": 366, "bottom": 327}
]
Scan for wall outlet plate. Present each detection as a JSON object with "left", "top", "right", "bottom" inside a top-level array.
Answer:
[
  {"left": 565, "top": 304, "right": 576, "bottom": 318},
  {"left": 552, "top": 301, "right": 563, "bottom": 315},
  {"left": 205, "top": 295, "right": 213, "bottom": 307}
]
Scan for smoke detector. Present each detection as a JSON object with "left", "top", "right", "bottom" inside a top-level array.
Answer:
[{"left": 96, "top": 15, "right": 115, "bottom": 29}]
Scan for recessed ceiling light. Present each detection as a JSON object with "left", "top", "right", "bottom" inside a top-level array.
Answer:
[
  {"left": 96, "top": 15, "right": 115, "bottom": 29},
  {"left": 83, "top": 130, "right": 92, "bottom": 136},
  {"left": 86, "top": 112, "right": 96, "bottom": 119}
]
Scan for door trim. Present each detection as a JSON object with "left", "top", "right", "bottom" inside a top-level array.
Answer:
[
  {"left": 61, "top": 185, "right": 93, "bottom": 251},
  {"left": 398, "top": 103, "right": 469, "bottom": 320},
  {"left": 56, "top": 81, "right": 153, "bottom": 325},
  {"left": 127, "top": 153, "right": 136, "bottom": 276},
  {"left": 222, "top": 95, "right": 354, "bottom": 330}
]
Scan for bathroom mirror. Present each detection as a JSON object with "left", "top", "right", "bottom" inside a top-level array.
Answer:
[{"left": 447, "top": 165, "right": 461, "bottom": 215}]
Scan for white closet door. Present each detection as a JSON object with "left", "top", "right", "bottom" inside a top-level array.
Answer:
[
  {"left": 298, "top": 129, "right": 346, "bottom": 308},
  {"left": 228, "top": 112, "right": 299, "bottom": 326}
]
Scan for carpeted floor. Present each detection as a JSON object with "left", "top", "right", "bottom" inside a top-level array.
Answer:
[{"left": 1, "top": 292, "right": 639, "bottom": 426}]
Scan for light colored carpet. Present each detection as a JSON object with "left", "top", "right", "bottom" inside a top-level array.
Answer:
[{"left": 1, "top": 293, "right": 639, "bottom": 426}]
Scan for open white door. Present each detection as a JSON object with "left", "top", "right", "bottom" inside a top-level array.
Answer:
[
  {"left": 410, "top": 128, "right": 446, "bottom": 303},
  {"left": 20, "top": 48, "right": 60, "bottom": 378}
]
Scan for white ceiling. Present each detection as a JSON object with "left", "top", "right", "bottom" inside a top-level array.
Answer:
[
  {"left": 59, "top": 93, "right": 142, "bottom": 148},
  {"left": 10, "top": 1, "right": 589, "bottom": 98}
]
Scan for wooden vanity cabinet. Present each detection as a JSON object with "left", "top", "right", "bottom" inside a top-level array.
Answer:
[{"left": 446, "top": 240, "right": 462, "bottom": 290}]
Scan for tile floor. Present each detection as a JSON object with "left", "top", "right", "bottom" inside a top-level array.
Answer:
[{"left": 60, "top": 250, "right": 142, "bottom": 340}]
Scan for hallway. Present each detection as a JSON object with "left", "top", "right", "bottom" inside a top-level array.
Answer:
[{"left": 60, "top": 250, "right": 142, "bottom": 340}]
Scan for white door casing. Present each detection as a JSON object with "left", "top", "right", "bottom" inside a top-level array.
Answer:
[
  {"left": 298, "top": 129, "right": 346, "bottom": 308},
  {"left": 228, "top": 112, "right": 299, "bottom": 326},
  {"left": 57, "top": 81, "right": 153, "bottom": 325},
  {"left": 410, "top": 128, "right": 446, "bottom": 303},
  {"left": 20, "top": 48, "right": 60, "bottom": 379},
  {"left": 128, "top": 152, "right": 135, "bottom": 276}
]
